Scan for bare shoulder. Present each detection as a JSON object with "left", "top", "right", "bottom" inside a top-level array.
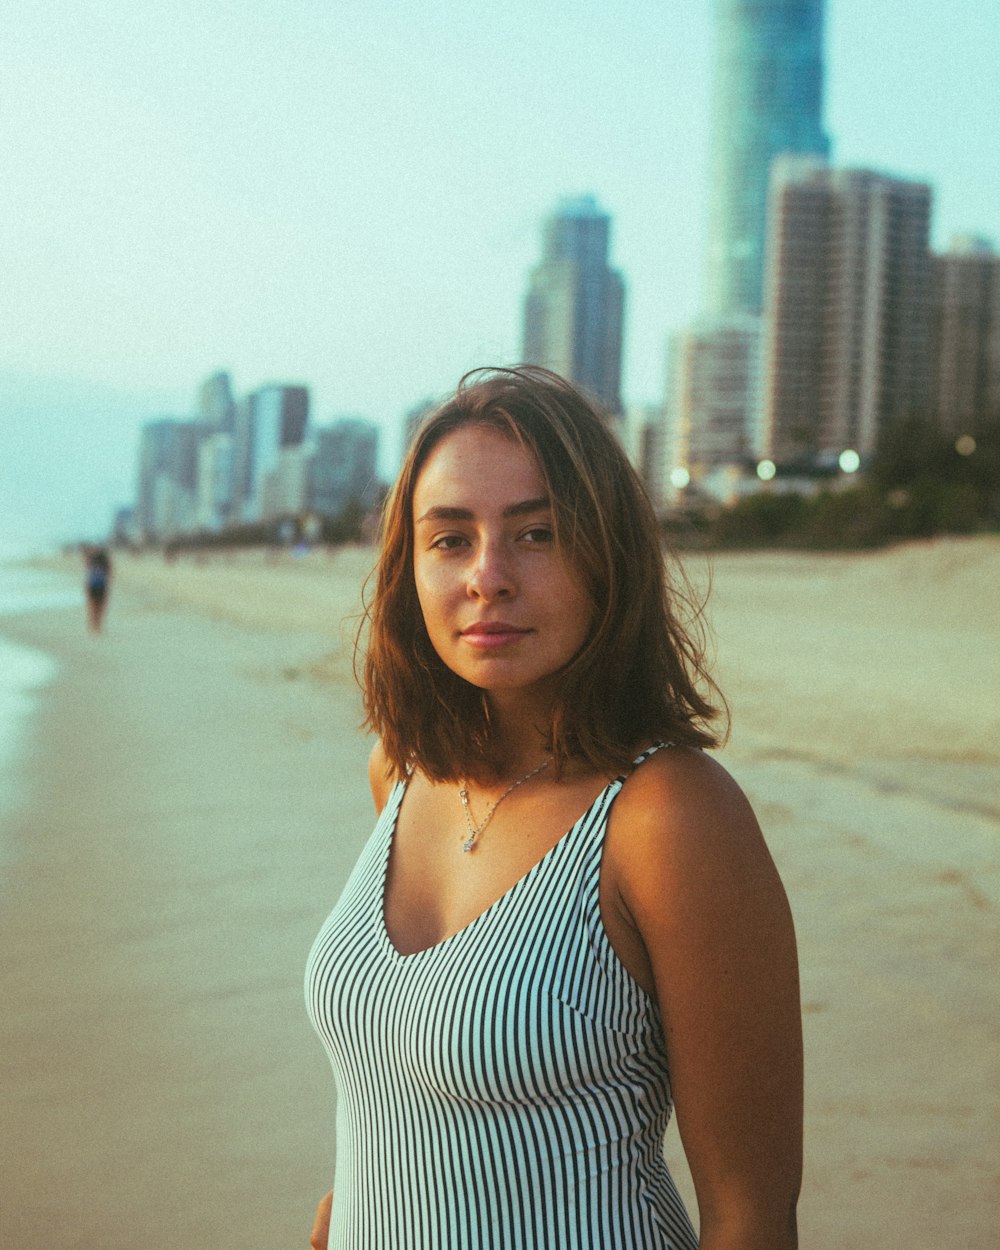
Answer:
[
  {"left": 367, "top": 739, "right": 396, "bottom": 814},
  {"left": 613, "top": 744, "right": 760, "bottom": 842},
  {"left": 606, "top": 745, "right": 787, "bottom": 931}
]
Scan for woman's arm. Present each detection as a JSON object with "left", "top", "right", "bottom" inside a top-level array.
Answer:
[
  {"left": 608, "top": 748, "right": 803, "bottom": 1250},
  {"left": 368, "top": 739, "right": 394, "bottom": 814},
  {"left": 309, "top": 1190, "right": 332, "bottom": 1249}
]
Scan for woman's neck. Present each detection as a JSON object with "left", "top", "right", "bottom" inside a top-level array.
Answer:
[{"left": 474, "top": 695, "right": 553, "bottom": 785}]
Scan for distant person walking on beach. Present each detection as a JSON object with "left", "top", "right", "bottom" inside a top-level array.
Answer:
[
  {"left": 83, "top": 545, "right": 111, "bottom": 633},
  {"left": 305, "top": 367, "right": 802, "bottom": 1249}
]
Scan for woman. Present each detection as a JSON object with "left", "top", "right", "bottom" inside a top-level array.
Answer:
[{"left": 306, "top": 367, "right": 802, "bottom": 1249}]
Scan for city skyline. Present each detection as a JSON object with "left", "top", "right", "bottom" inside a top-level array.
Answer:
[
  {"left": 1, "top": 0, "right": 998, "bottom": 549},
  {"left": 131, "top": 381, "right": 380, "bottom": 544}
]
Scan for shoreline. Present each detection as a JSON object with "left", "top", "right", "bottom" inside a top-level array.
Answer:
[
  {"left": 0, "top": 635, "right": 58, "bottom": 824},
  {"left": 1, "top": 539, "right": 997, "bottom": 1248},
  {"left": 0, "top": 563, "right": 81, "bottom": 821}
]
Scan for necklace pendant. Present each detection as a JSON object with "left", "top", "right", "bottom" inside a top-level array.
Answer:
[{"left": 457, "top": 756, "right": 551, "bottom": 853}]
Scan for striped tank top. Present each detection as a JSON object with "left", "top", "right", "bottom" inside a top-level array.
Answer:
[{"left": 305, "top": 745, "right": 698, "bottom": 1248}]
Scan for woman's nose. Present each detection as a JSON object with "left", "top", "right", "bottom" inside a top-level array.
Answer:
[{"left": 467, "top": 540, "right": 514, "bottom": 600}]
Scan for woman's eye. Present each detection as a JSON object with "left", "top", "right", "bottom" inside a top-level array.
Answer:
[
  {"left": 430, "top": 533, "right": 468, "bottom": 551},
  {"left": 521, "top": 526, "right": 554, "bottom": 544}
]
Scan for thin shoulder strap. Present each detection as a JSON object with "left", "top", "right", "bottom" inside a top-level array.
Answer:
[
  {"left": 615, "top": 741, "right": 672, "bottom": 784},
  {"left": 379, "top": 775, "right": 408, "bottom": 827}
]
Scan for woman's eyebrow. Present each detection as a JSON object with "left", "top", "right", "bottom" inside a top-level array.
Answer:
[
  {"left": 504, "top": 496, "right": 551, "bottom": 518},
  {"left": 415, "top": 497, "right": 551, "bottom": 524}
]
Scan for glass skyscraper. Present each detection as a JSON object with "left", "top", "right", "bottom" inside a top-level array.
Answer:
[
  {"left": 707, "top": 0, "right": 830, "bottom": 316},
  {"left": 522, "top": 196, "right": 625, "bottom": 414}
]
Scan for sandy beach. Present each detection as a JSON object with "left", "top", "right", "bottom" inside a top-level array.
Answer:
[{"left": 1, "top": 538, "right": 998, "bottom": 1249}]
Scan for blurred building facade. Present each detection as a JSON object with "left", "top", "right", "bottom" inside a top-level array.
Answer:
[
  {"left": 197, "top": 370, "right": 236, "bottom": 435},
  {"left": 757, "top": 159, "right": 933, "bottom": 465},
  {"left": 707, "top": 0, "right": 830, "bottom": 318},
  {"left": 522, "top": 195, "right": 625, "bottom": 414},
  {"left": 231, "top": 384, "right": 310, "bottom": 521},
  {"left": 135, "top": 418, "right": 205, "bottom": 541},
  {"left": 928, "top": 236, "right": 1000, "bottom": 440},
  {"left": 261, "top": 445, "right": 311, "bottom": 521},
  {"left": 194, "top": 432, "right": 235, "bottom": 532},
  {"left": 191, "top": 371, "right": 237, "bottom": 527},
  {"left": 136, "top": 420, "right": 173, "bottom": 540},
  {"left": 308, "top": 419, "right": 379, "bottom": 518},
  {"left": 668, "top": 318, "right": 761, "bottom": 499},
  {"left": 620, "top": 403, "right": 669, "bottom": 512}
]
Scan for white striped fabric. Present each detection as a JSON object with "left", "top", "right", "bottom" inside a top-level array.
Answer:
[{"left": 305, "top": 745, "right": 698, "bottom": 1248}]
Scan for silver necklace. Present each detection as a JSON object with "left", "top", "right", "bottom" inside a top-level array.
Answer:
[{"left": 458, "top": 758, "right": 551, "bottom": 853}]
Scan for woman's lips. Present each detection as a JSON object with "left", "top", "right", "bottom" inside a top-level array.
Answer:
[{"left": 460, "top": 623, "right": 531, "bottom": 648}]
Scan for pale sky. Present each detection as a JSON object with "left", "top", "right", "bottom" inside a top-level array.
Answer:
[{"left": 1, "top": 0, "right": 997, "bottom": 549}]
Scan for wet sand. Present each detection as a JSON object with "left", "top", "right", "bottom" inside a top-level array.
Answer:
[{"left": 1, "top": 539, "right": 998, "bottom": 1248}]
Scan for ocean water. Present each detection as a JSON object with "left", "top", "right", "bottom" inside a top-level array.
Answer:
[{"left": 0, "top": 564, "right": 80, "bottom": 814}]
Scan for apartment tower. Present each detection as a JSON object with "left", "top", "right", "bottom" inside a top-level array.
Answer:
[
  {"left": 928, "top": 237, "right": 1000, "bottom": 440},
  {"left": 668, "top": 318, "right": 760, "bottom": 493},
  {"left": 758, "top": 159, "right": 933, "bottom": 465},
  {"left": 522, "top": 196, "right": 625, "bottom": 414},
  {"left": 232, "top": 384, "right": 310, "bottom": 521}
]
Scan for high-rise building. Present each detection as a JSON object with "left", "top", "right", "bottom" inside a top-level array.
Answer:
[
  {"left": 136, "top": 420, "right": 175, "bottom": 541},
  {"left": 667, "top": 317, "right": 761, "bottom": 497},
  {"left": 308, "top": 419, "right": 380, "bottom": 518},
  {"left": 928, "top": 237, "right": 1000, "bottom": 440},
  {"left": 194, "top": 432, "right": 235, "bottom": 532},
  {"left": 197, "top": 370, "right": 235, "bottom": 434},
  {"left": 707, "top": 0, "right": 830, "bottom": 317},
  {"left": 673, "top": 1, "right": 829, "bottom": 498},
  {"left": 135, "top": 418, "right": 204, "bottom": 541},
  {"left": 522, "top": 195, "right": 625, "bottom": 413},
  {"left": 231, "top": 384, "right": 310, "bottom": 521},
  {"left": 758, "top": 159, "right": 933, "bottom": 464},
  {"left": 754, "top": 158, "right": 831, "bottom": 465},
  {"left": 261, "top": 445, "right": 312, "bottom": 521},
  {"left": 621, "top": 404, "right": 669, "bottom": 512},
  {"left": 231, "top": 392, "right": 259, "bottom": 521}
]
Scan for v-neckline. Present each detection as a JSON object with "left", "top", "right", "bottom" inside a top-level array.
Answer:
[{"left": 377, "top": 774, "right": 622, "bottom": 962}]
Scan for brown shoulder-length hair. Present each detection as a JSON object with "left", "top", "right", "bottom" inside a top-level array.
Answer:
[{"left": 362, "top": 365, "right": 726, "bottom": 782}]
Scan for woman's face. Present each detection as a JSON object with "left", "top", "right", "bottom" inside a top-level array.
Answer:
[{"left": 411, "top": 423, "right": 593, "bottom": 705}]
